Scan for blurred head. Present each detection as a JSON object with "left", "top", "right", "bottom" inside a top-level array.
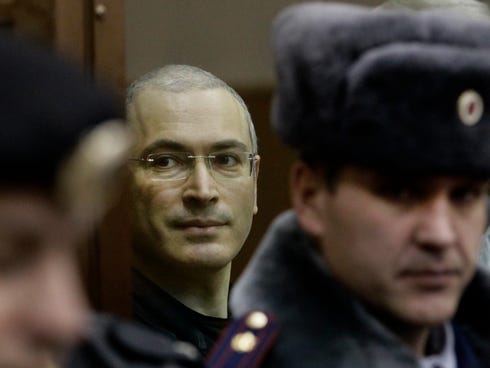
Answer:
[
  {"left": 127, "top": 65, "right": 259, "bottom": 277},
  {"left": 0, "top": 34, "right": 130, "bottom": 367},
  {"left": 273, "top": 2, "right": 490, "bottom": 341}
]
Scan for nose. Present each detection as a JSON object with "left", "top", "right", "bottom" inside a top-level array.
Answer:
[
  {"left": 23, "top": 250, "right": 88, "bottom": 349},
  {"left": 182, "top": 158, "right": 219, "bottom": 207},
  {"left": 413, "top": 194, "right": 457, "bottom": 250}
]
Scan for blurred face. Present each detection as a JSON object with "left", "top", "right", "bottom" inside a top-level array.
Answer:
[
  {"left": 0, "top": 189, "right": 87, "bottom": 368},
  {"left": 129, "top": 88, "right": 259, "bottom": 271},
  {"left": 294, "top": 165, "right": 487, "bottom": 330}
]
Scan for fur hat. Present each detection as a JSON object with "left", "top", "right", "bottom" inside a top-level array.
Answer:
[
  {"left": 0, "top": 32, "right": 120, "bottom": 188},
  {"left": 272, "top": 2, "right": 490, "bottom": 175},
  {"left": 379, "top": 0, "right": 490, "bottom": 19}
]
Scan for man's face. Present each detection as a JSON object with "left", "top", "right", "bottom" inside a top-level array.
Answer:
[
  {"left": 0, "top": 190, "right": 87, "bottom": 368},
  {"left": 129, "top": 88, "right": 258, "bottom": 271},
  {"left": 295, "top": 165, "right": 487, "bottom": 327}
]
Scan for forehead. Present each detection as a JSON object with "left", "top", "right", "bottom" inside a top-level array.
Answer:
[{"left": 129, "top": 88, "right": 251, "bottom": 154}]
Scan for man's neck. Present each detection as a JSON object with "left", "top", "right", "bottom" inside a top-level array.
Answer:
[
  {"left": 366, "top": 306, "right": 435, "bottom": 357},
  {"left": 397, "top": 325, "right": 431, "bottom": 357},
  {"left": 134, "top": 261, "right": 231, "bottom": 318}
]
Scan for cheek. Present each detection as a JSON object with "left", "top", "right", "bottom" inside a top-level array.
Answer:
[
  {"left": 230, "top": 184, "right": 256, "bottom": 213},
  {"left": 0, "top": 280, "right": 21, "bottom": 321},
  {"left": 0, "top": 270, "right": 43, "bottom": 331},
  {"left": 223, "top": 184, "right": 256, "bottom": 233},
  {"left": 320, "top": 198, "right": 409, "bottom": 281},
  {"left": 132, "top": 179, "right": 174, "bottom": 218},
  {"left": 458, "top": 208, "right": 487, "bottom": 261},
  {"left": 327, "top": 199, "right": 401, "bottom": 250}
]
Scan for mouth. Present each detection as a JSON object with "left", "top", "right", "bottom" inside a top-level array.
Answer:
[
  {"left": 177, "top": 218, "right": 226, "bottom": 227},
  {"left": 174, "top": 218, "right": 227, "bottom": 236},
  {"left": 399, "top": 268, "right": 461, "bottom": 289}
]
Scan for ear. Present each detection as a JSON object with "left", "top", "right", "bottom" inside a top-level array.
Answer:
[
  {"left": 290, "top": 161, "right": 328, "bottom": 237},
  {"left": 253, "top": 155, "right": 260, "bottom": 215}
]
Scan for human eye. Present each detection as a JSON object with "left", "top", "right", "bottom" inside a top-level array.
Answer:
[
  {"left": 373, "top": 180, "right": 425, "bottom": 205},
  {"left": 0, "top": 232, "right": 41, "bottom": 273},
  {"left": 212, "top": 152, "right": 243, "bottom": 168},
  {"left": 450, "top": 182, "right": 488, "bottom": 206},
  {"left": 147, "top": 153, "right": 185, "bottom": 170}
]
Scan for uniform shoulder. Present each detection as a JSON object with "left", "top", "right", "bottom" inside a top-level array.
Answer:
[
  {"left": 206, "top": 311, "right": 279, "bottom": 368},
  {"left": 65, "top": 313, "right": 204, "bottom": 367}
]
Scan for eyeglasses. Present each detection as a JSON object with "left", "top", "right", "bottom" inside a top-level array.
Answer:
[{"left": 130, "top": 151, "right": 258, "bottom": 181}]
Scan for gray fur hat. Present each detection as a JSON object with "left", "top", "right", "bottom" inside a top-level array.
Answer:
[
  {"left": 379, "top": 0, "right": 490, "bottom": 19},
  {"left": 272, "top": 2, "right": 490, "bottom": 175}
]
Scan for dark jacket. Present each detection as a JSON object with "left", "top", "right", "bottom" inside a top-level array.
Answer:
[
  {"left": 230, "top": 211, "right": 490, "bottom": 367},
  {"left": 133, "top": 270, "right": 230, "bottom": 356},
  {"left": 65, "top": 314, "right": 204, "bottom": 368}
]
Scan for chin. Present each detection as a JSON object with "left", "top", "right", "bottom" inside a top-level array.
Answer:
[
  {"left": 183, "top": 246, "right": 236, "bottom": 268},
  {"left": 201, "top": 239, "right": 239, "bottom": 254},
  {"left": 396, "top": 295, "right": 460, "bottom": 327},
  {"left": 182, "top": 257, "right": 233, "bottom": 271}
]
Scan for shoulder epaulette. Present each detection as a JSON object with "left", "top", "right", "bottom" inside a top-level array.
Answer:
[{"left": 206, "top": 311, "right": 279, "bottom": 368}]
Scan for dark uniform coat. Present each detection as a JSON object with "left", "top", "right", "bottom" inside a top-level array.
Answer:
[{"left": 229, "top": 211, "right": 490, "bottom": 367}]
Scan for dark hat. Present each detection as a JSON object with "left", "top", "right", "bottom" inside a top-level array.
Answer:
[
  {"left": 272, "top": 3, "right": 490, "bottom": 175},
  {"left": 0, "top": 32, "right": 120, "bottom": 188}
]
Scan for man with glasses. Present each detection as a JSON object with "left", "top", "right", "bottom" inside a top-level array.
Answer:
[
  {"left": 127, "top": 65, "right": 260, "bottom": 356},
  {"left": 211, "top": 3, "right": 490, "bottom": 367}
]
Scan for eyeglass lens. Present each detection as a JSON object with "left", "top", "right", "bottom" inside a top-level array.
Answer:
[{"left": 141, "top": 152, "right": 255, "bottom": 181}]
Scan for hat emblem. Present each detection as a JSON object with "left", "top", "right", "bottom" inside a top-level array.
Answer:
[{"left": 457, "top": 90, "right": 484, "bottom": 126}]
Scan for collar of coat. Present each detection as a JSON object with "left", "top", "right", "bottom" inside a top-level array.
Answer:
[{"left": 231, "top": 210, "right": 490, "bottom": 367}]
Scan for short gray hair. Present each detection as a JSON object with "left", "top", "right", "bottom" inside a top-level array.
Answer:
[{"left": 127, "top": 64, "right": 258, "bottom": 153}]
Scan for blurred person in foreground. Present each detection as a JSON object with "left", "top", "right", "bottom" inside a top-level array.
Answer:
[
  {"left": 0, "top": 33, "right": 203, "bottom": 368},
  {"left": 127, "top": 65, "right": 260, "bottom": 356},
  {"left": 210, "top": 3, "right": 490, "bottom": 367}
]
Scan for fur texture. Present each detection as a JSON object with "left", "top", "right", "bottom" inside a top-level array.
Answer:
[
  {"left": 231, "top": 211, "right": 490, "bottom": 367},
  {"left": 379, "top": 0, "right": 490, "bottom": 19},
  {"left": 272, "top": 3, "right": 490, "bottom": 174}
]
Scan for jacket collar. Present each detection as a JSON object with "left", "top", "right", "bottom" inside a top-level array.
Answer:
[{"left": 231, "top": 210, "right": 490, "bottom": 367}]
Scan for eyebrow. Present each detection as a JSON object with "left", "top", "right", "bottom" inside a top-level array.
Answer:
[
  {"left": 140, "top": 139, "right": 251, "bottom": 158},
  {"left": 140, "top": 139, "right": 187, "bottom": 159},
  {"left": 211, "top": 140, "right": 250, "bottom": 152}
]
